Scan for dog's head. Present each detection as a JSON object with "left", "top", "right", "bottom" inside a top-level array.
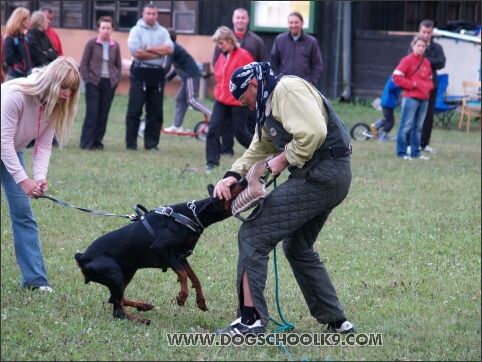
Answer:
[
  {"left": 194, "top": 178, "right": 248, "bottom": 227},
  {"left": 207, "top": 177, "right": 248, "bottom": 211}
]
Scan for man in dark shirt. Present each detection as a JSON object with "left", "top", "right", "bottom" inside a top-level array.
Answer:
[
  {"left": 270, "top": 11, "right": 323, "bottom": 87},
  {"left": 408, "top": 19, "right": 446, "bottom": 153}
]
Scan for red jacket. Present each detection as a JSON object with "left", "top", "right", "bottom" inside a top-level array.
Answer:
[
  {"left": 213, "top": 47, "right": 254, "bottom": 106},
  {"left": 392, "top": 52, "right": 433, "bottom": 100},
  {"left": 45, "top": 26, "right": 63, "bottom": 56}
]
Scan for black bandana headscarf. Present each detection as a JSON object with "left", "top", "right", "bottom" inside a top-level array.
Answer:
[{"left": 230, "top": 62, "right": 278, "bottom": 141}]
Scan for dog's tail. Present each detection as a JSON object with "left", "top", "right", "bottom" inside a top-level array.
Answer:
[{"left": 74, "top": 253, "right": 91, "bottom": 284}]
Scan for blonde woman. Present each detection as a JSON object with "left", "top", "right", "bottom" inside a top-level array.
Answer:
[
  {"left": 205, "top": 26, "right": 254, "bottom": 169},
  {"left": 4, "top": 6, "right": 32, "bottom": 80},
  {"left": 1, "top": 56, "right": 81, "bottom": 292}
]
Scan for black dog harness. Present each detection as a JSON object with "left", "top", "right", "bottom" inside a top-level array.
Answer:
[{"left": 134, "top": 203, "right": 204, "bottom": 239}]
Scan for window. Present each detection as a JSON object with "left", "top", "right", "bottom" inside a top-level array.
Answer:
[
  {"left": 173, "top": 1, "right": 197, "bottom": 33},
  {"left": 38, "top": 1, "right": 61, "bottom": 27},
  {"left": 62, "top": 1, "right": 84, "bottom": 28},
  {"left": 93, "top": 1, "right": 139, "bottom": 31},
  {"left": 250, "top": 1, "right": 316, "bottom": 33},
  {"left": 2, "top": 1, "right": 30, "bottom": 25},
  {"left": 0, "top": 1, "right": 195, "bottom": 33}
]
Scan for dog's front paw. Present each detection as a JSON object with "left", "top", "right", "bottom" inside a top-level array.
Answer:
[
  {"left": 196, "top": 296, "right": 208, "bottom": 311},
  {"left": 176, "top": 292, "right": 187, "bottom": 306}
]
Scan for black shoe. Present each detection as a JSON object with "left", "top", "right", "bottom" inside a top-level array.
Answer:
[
  {"left": 146, "top": 146, "right": 159, "bottom": 152},
  {"left": 205, "top": 163, "right": 218, "bottom": 170},
  {"left": 327, "top": 321, "right": 356, "bottom": 334},
  {"left": 126, "top": 146, "right": 138, "bottom": 151},
  {"left": 215, "top": 318, "right": 266, "bottom": 336}
]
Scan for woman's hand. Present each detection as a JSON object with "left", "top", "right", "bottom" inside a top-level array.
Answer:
[{"left": 20, "top": 178, "right": 47, "bottom": 199}]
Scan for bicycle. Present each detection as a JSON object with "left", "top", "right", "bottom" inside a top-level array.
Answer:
[
  {"left": 138, "top": 113, "right": 209, "bottom": 141},
  {"left": 161, "top": 113, "right": 209, "bottom": 141},
  {"left": 349, "top": 122, "right": 396, "bottom": 141}
]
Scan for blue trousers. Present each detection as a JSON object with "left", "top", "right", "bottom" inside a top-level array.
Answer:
[
  {"left": 396, "top": 97, "right": 428, "bottom": 158},
  {"left": 1, "top": 151, "right": 50, "bottom": 288}
]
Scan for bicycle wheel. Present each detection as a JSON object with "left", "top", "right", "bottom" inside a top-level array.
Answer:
[
  {"left": 350, "top": 122, "right": 371, "bottom": 141},
  {"left": 194, "top": 121, "right": 208, "bottom": 141}
]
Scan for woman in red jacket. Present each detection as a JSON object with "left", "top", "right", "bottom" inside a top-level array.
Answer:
[
  {"left": 205, "top": 26, "right": 254, "bottom": 169},
  {"left": 393, "top": 35, "right": 433, "bottom": 160}
]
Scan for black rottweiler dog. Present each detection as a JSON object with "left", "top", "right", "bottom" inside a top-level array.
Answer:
[{"left": 74, "top": 180, "right": 247, "bottom": 325}]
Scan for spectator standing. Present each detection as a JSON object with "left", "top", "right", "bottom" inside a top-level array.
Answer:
[
  {"left": 125, "top": 3, "right": 174, "bottom": 151},
  {"left": 213, "top": 7, "right": 268, "bottom": 157},
  {"left": 205, "top": 26, "right": 254, "bottom": 170},
  {"left": 26, "top": 11, "right": 58, "bottom": 67},
  {"left": 163, "top": 28, "right": 212, "bottom": 133},
  {"left": 79, "top": 16, "right": 122, "bottom": 150},
  {"left": 4, "top": 7, "right": 33, "bottom": 81},
  {"left": 393, "top": 35, "right": 433, "bottom": 160},
  {"left": 1, "top": 56, "right": 81, "bottom": 292},
  {"left": 370, "top": 75, "right": 402, "bottom": 141},
  {"left": 408, "top": 19, "right": 445, "bottom": 153},
  {"left": 213, "top": 62, "right": 355, "bottom": 335},
  {"left": 270, "top": 11, "right": 323, "bottom": 87},
  {"left": 212, "top": 8, "right": 267, "bottom": 67},
  {"left": 40, "top": 6, "right": 63, "bottom": 56}
]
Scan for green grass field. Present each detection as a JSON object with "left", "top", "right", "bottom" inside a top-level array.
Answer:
[{"left": 1, "top": 93, "right": 480, "bottom": 361}]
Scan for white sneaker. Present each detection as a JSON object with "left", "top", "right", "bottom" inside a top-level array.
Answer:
[
  {"left": 328, "top": 321, "right": 357, "bottom": 334},
  {"left": 402, "top": 156, "right": 412, "bottom": 160},
  {"left": 422, "top": 145, "right": 435, "bottom": 153},
  {"left": 416, "top": 155, "right": 430, "bottom": 160},
  {"left": 38, "top": 286, "right": 53, "bottom": 292},
  {"left": 164, "top": 125, "right": 183, "bottom": 132},
  {"left": 138, "top": 119, "right": 146, "bottom": 138},
  {"left": 215, "top": 317, "right": 266, "bottom": 336}
]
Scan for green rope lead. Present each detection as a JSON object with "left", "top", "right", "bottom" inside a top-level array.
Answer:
[
  {"left": 266, "top": 177, "right": 308, "bottom": 361},
  {"left": 269, "top": 245, "right": 295, "bottom": 333}
]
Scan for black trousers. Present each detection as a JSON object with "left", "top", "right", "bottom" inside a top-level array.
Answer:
[
  {"left": 221, "top": 109, "right": 257, "bottom": 154},
  {"left": 80, "top": 79, "right": 117, "bottom": 149},
  {"left": 236, "top": 158, "right": 352, "bottom": 327},
  {"left": 420, "top": 89, "right": 437, "bottom": 148},
  {"left": 125, "top": 76, "right": 164, "bottom": 150},
  {"left": 205, "top": 101, "right": 253, "bottom": 165}
]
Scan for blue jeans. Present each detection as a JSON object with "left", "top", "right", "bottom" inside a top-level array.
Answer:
[
  {"left": 1, "top": 151, "right": 50, "bottom": 288},
  {"left": 396, "top": 97, "right": 428, "bottom": 158}
]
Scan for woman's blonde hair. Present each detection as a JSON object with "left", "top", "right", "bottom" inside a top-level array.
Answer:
[
  {"left": 5, "top": 7, "right": 30, "bottom": 35},
  {"left": 212, "top": 26, "right": 239, "bottom": 48},
  {"left": 30, "top": 10, "right": 47, "bottom": 30},
  {"left": 6, "top": 56, "right": 81, "bottom": 148},
  {"left": 411, "top": 34, "right": 427, "bottom": 47}
]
